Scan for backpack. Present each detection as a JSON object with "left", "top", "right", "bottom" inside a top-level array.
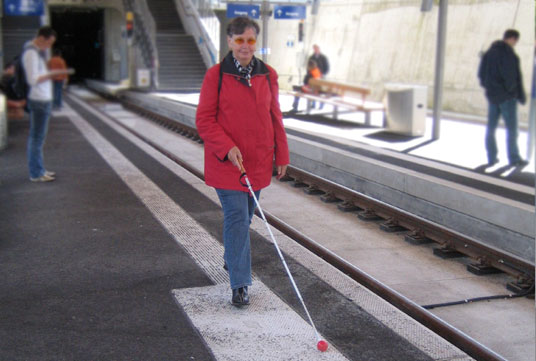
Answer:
[
  {"left": 11, "top": 44, "right": 43, "bottom": 101},
  {"left": 477, "top": 51, "right": 489, "bottom": 88}
]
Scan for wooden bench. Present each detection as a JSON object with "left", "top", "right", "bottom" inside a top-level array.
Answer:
[{"left": 287, "top": 78, "right": 384, "bottom": 126}]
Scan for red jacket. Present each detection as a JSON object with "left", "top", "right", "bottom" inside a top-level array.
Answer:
[{"left": 196, "top": 53, "right": 289, "bottom": 192}]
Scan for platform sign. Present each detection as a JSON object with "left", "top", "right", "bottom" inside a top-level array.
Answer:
[
  {"left": 4, "top": 0, "right": 44, "bottom": 16},
  {"left": 274, "top": 5, "right": 306, "bottom": 19},
  {"left": 227, "top": 3, "right": 260, "bottom": 19}
]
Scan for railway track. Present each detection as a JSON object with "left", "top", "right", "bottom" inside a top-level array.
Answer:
[
  {"left": 120, "top": 98, "right": 534, "bottom": 289},
  {"left": 78, "top": 91, "right": 534, "bottom": 361}
]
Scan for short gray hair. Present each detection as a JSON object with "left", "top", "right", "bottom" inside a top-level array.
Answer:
[{"left": 227, "top": 16, "right": 260, "bottom": 37}]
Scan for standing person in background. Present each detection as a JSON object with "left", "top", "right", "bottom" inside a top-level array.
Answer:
[
  {"left": 478, "top": 29, "right": 528, "bottom": 167},
  {"left": 309, "top": 44, "right": 329, "bottom": 78},
  {"left": 0, "top": 62, "right": 26, "bottom": 119},
  {"left": 308, "top": 44, "right": 329, "bottom": 109},
  {"left": 196, "top": 16, "right": 289, "bottom": 307},
  {"left": 48, "top": 49, "right": 68, "bottom": 109},
  {"left": 23, "top": 26, "right": 69, "bottom": 182}
]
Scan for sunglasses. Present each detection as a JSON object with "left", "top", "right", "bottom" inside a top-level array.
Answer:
[{"left": 233, "top": 37, "right": 256, "bottom": 45}]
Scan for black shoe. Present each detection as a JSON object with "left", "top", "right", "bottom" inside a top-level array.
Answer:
[
  {"left": 510, "top": 159, "right": 528, "bottom": 167},
  {"left": 487, "top": 158, "right": 499, "bottom": 167},
  {"left": 231, "top": 287, "right": 249, "bottom": 306}
]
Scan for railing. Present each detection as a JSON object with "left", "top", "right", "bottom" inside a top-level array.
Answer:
[
  {"left": 122, "top": 0, "right": 159, "bottom": 88},
  {"left": 175, "top": 0, "right": 220, "bottom": 68},
  {"left": 136, "top": 0, "right": 159, "bottom": 88}
]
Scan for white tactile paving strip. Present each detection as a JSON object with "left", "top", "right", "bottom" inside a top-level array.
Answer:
[
  {"left": 66, "top": 89, "right": 474, "bottom": 361},
  {"left": 173, "top": 281, "right": 347, "bottom": 361}
]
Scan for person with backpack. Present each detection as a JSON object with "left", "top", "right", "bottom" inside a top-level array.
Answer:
[
  {"left": 0, "top": 62, "right": 26, "bottom": 119},
  {"left": 308, "top": 44, "right": 329, "bottom": 109},
  {"left": 478, "top": 29, "right": 528, "bottom": 168},
  {"left": 196, "top": 16, "right": 289, "bottom": 307},
  {"left": 22, "top": 26, "right": 67, "bottom": 182}
]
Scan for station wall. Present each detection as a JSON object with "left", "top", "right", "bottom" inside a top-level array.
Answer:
[{"left": 264, "top": 0, "right": 535, "bottom": 122}]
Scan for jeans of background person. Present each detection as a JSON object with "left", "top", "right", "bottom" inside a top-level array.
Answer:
[
  {"left": 486, "top": 98, "right": 522, "bottom": 164},
  {"left": 27, "top": 99, "right": 52, "bottom": 179},
  {"left": 216, "top": 188, "right": 260, "bottom": 290},
  {"left": 53, "top": 80, "right": 64, "bottom": 109},
  {"left": 291, "top": 85, "right": 301, "bottom": 111},
  {"left": 291, "top": 85, "right": 324, "bottom": 111}
]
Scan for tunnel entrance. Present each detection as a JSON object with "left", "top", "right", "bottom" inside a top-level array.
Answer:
[{"left": 50, "top": 7, "right": 104, "bottom": 83}]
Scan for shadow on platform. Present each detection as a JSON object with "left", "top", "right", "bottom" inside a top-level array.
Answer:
[
  {"left": 362, "top": 130, "right": 423, "bottom": 143},
  {"left": 282, "top": 111, "right": 375, "bottom": 129},
  {"left": 473, "top": 163, "right": 535, "bottom": 187}
]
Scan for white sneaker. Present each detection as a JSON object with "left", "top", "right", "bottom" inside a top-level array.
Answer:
[
  {"left": 45, "top": 170, "right": 56, "bottom": 177},
  {"left": 30, "top": 174, "right": 55, "bottom": 182}
]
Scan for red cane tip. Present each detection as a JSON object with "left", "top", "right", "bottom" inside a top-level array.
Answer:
[{"left": 317, "top": 339, "right": 328, "bottom": 352}]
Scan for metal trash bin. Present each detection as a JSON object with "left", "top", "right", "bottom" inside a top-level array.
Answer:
[{"left": 384, "top": 84, "right": 427, "bottom": 136}]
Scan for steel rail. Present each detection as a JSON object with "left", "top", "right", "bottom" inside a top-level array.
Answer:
[
  {"left": 263, "top": 211, "right": 508, "bottom": 361},
  {"left": 283, "top": 166, "right": 535, "bottom": 282},
  {"left": 84, "top": 94, "right": 523, "bottom": 361}
]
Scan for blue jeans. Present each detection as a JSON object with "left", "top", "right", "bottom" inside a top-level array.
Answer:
[
  {"left": 27, "top": 99, "right": 52, "bottom": 179},
  {"left": 216, "top": 188, "right": 260, "bottom": 290},
  {"left": 486, "top": 98, "right": 521, "bottom": 164},
  {"left": 53, "top": 81, "right": 64, "bottom": 108}
]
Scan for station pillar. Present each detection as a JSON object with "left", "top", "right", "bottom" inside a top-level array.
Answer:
[{"left": 0, "top": 95, "right": 7, "bottom": 151}]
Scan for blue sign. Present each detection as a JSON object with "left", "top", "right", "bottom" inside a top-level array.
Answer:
[
  {"left": 274, "top": 5, "right": 306, "bottom": 19},
  {"left": 227, "top": 3, "right": 260, "bottom": 19},
  {"left": 4, "top": 0, "right": 44, "bottom": 16}
]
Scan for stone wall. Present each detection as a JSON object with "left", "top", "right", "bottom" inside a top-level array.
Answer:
[{"left": 264, "top": 0, "right": 535, "bottom": 123}]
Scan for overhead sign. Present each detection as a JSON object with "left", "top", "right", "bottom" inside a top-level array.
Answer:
[
  {"left": 227, "top": 3, "right": 260, "bottom": 19},
  {"left": 274, "top": 5, "right": 306, "bottom": 19},
  {"left": 4, "top": 0, "right": 44, "bottom": 16}
]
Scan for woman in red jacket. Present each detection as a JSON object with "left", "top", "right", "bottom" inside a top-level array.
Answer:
[{"left": 196, "top": 16, "right": 289, "bottom": 306}]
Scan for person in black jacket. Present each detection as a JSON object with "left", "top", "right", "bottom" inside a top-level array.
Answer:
[
  {"left": 478, "top": 29, "right": 527, "bottom": 167},
  {"left": 309, "top": 44, "right": 329, "bottom": 77},
  {"left": 308, "top": 44, "right": 329, "bottom": 109}
]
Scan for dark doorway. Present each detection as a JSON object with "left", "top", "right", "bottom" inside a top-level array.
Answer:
[{"left": 50, "top": 7, "right": 104, "bottom": 83}]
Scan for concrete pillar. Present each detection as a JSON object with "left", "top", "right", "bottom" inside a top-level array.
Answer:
[
  {"left": 261, "top": 0, "right": 269, "bottom": 63},
  {"left": 431, "top": 0, "right": 448, "bottom": 140},
  {"left": 527, "top": 45, "right": 536, "bottom": 161},
  {"left": 0, "top": 95, "right": 7, "bottom": 151}
]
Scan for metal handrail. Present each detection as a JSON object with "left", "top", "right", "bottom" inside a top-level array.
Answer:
[
  {"left": 175, "top": 0, "right": 220, "bottom": 67},
  {"left": 134, "top": 0, "right": 159, "bottom": 87},
  {"left": 122, "top": 0, "right": 159, "bottom": 88}
]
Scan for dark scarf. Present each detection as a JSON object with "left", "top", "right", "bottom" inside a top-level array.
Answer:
[{"left": 232, "top": 55, "right": 255, "bottom": 87}]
